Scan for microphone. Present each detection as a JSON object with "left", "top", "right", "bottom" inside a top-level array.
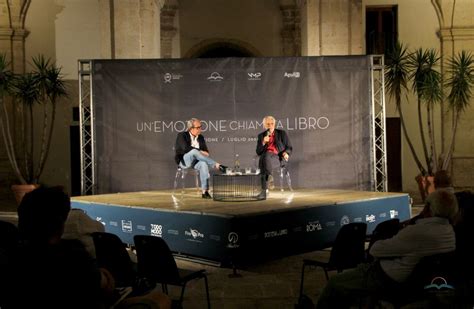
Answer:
[{"left": 266, "top": 129, "right": 271, "bottom": 136}]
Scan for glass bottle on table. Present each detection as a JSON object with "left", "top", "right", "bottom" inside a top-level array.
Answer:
[{"left": 234, "top": 154, "right": 240, "bottom": 172}]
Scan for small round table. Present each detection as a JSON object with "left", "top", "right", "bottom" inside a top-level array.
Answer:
[{"left": 212, "top": 173, "right": 265, "bottom": 201}]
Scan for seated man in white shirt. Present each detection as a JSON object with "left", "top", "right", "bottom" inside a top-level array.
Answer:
[{"left": 316, "top": 189, "right": 458, "bottom": 309}]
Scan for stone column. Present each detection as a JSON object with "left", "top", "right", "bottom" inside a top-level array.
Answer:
[
  {"left": 99, "top": 0, "right": 164, "bottom": 59},
  {"left": 280, "top": 0, "right": 301, "bottom": 56},
  {"left": 432, "top": 0, "right": 474, "bottom": 186},
  {"left": 11, "top": 28, "right": 29, "bottom": 74},
  {"left": 0, "top": 0, "right": 30, "bottom": 73},
  {"left": 160, "top": 3, "right": 178, "bottom": 59},
  {"left": 300, "top": 0, "right": 362, "bottom": 56}
]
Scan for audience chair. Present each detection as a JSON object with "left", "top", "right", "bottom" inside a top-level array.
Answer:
[
  {"left": 298, "top": 223, "right": 367, "bottom": 301},
  {"left": 134, "top": 235, "right": 211, "bottom": 309},
  {"left": 366, "top": 218, "right": 400, "bottom": 262},
  {"left": 368, "top": 251, "right": 457, "bottom": 308},
  {"left": 91, "top": 232, "right": 137, "bottom": 288},
  {"left": 0, "top": 220, "right": 19, "bottom": 250},
  {"left": 173, "top": 166, "right": 201, "bottom": 196}
]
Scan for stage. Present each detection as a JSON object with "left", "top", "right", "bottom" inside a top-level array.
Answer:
[{"left": 71, "top": 189, "right": 411, "bottom": 266}]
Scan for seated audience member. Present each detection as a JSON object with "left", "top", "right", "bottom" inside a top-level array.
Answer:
[
  {"left": 63, "top": 208, "right": 105, "bottom": 258},
  {"left": 2, "top": 187, "right": 170, "bottom": 309},
  {"left": 434, "top": 169, "right": 454, "bottom": 193},
  {"left": 1, "top": 187, "right": 113, "bottom": 309},
  {"left": 316, "top": 189, "right": 458, "bottom": 309},
  {"left": 402, "top": 170, "right": 456, "bottom": 227}
]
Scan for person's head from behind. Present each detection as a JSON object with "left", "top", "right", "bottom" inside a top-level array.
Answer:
[
  {"left": 434, "top": 170, "right": 452, "bottom": 189},
  {"left": 425, "top": 189, "right": 458, "bottom": 222},
  {"left": 17, "top": 186, "right": 71, "bottom": 244}
]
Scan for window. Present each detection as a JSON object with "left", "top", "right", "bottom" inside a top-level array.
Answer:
[{"left": 366, "top": 6, "right": 398, "bottom": 56}]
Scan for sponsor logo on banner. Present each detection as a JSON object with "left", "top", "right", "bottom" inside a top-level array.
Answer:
[
  {"left": 354, "top": 217, "right": 363, "bottom": 222},
  {"left": 210, "top": 235, "right": 221, "bottom": 241},
  {"left": 163, "top": 72, "right": 182, "bottom": 83},
  {"left": 306, "top": 220, "right": 322, "bottom": 232},
  {"left": 110, "top": 221, "right": 118, "bottom": 227},
  {"left": 326, "top": 221, "right": 336, "bottom": 227},
  {"left": 248, "top": 234, "right": 258, "bottom": 240},
  {"left": 96, "top": 217, "right": 106, "bottom": 226},
  {"left": 264, "top": 229, "right": 288, "bottom": 238},
  {"left": 247, "top": 72, "right": 262, "bottom": 80},
  {"left": 121, "top": 220, "right": 133, "bottom": 233},
  {"left": 167, "top": 229, "right": 179, "bottom": 235},
  {"left": 284, "top": 72, "right": 300, "bottom": 78},
  {"left": 293, "top": 226, "right": 303, "bottom": 233},
  {"left": 340, "top": 215, "right": 350, "bottom": 226},
  {"left": 379, "top": 212, "right": 387, "bottom": 218},
  {"left": 185, "top": 228, "right": 204, "bottom": 239},
  {"left": 366, "top": 214, "right": 376, "bottom": 223},
  {"left": 227, "top": 232, "right": 239, "bottom": 248},
  {"left": 137, "top": 225, "right": 146, "bottom": 231},
  {"left": 207, "top": 72, "right": 224, "bottom": 81},
  {"left": 150, "top": 224, "right": 162, "bottom": 237},
  {"left": 390, "top": 210, "right": 399, "bottom": 218}
]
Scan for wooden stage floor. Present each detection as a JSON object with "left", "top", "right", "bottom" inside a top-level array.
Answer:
[{"left": 72, "top": 188, "right": 410, "bottom": 217}]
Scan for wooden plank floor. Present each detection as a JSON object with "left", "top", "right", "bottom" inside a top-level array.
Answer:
[{"left": 72, "top": 189, "right": 409, "bottom": 217}]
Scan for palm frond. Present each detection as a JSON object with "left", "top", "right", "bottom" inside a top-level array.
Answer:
[
  {"left": 445, "top": 51, "right": 474, "bottom": 113},
  {"left": 0, "top": 54, "right": 14, "bottom": 95},
  {"left": 385, "top": 42, "right": 410, "bottom": 104}
]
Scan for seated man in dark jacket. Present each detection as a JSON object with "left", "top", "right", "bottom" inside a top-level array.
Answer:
[
  {"left": 256, "top": 115, "right": 292, "bottom": 190},
  {"left": 175, "top": 118, "right": 226, "bottom": 199}
]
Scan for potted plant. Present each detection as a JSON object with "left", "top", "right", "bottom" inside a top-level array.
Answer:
[
  {"left": 385, "top": 42, "right": 474, "bottom": 201},
  {"left": 0, "top": 54, "right": 67, "bottom": 203}
]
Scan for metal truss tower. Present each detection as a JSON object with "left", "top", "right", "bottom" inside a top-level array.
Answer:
[
  {"left": 370, "top": 55, "right": 388, "bottom": 192},
  {"left": 78, "top": 60, "right": 95, "bottom": 195}
]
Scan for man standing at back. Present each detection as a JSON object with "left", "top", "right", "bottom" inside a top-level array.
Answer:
[
  {"left": 256, "top": 115, "right": 292, "bottom": 191},
  {"left": 175, "top": 118, "right": 227, "bottom": 199}
]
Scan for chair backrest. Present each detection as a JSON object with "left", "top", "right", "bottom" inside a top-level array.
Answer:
[
  {"left": 328, "top": 222, "right": 367, "bottom": 270},
  {"left": 408, "top": 251, "right": 457, "bottom": 292},
  {"left": 368, "top": 218, "right": 400, "bottom": 250},
  {"left": 0, "top": 220, "right": 19, "bottom": 250},
  {"left": 134, "top": 235, "right": 181, "bottom": 285},
  {"left": 91, "top": 232, "right": 136, "bottom": 287}
]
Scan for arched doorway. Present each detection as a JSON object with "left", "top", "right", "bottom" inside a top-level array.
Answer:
[{"left": 185, "top": 39, "right": 261, "bottom": 58}]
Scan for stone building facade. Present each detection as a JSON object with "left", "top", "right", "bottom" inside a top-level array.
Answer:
[{"left": 1, "top": 0, "right": 473, "bottom": 203}]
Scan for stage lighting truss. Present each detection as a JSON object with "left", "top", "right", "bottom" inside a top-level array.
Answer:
[
  {"left": 370, "top": 55, "right": 388, "bottom": 192},
  {"left": 78, "top": 60, "right": 95, "bottom": 195}
]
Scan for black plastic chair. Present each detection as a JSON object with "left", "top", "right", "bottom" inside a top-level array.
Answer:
[
  {"left": 368, "top": 251, "right": 457, "bottom": 308},
  {"left": 91, "top": 232, "right": 137, "bottom": 287},
  {"left": 134, "top": 235, "right": 211, "bottom": 309},
  {"left": 298, "top": 222, "right": 367, "bottom": 301},
  {"left": 366, "top": 218, "right": 400, "bottom": 262},
  {"left": 0, "top": 220, "right": 19, "bottom": 250}
]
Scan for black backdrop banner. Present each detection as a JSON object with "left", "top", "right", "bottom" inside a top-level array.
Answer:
[{"left": 92, "top": 56, "right": 373, "bottom": 193}]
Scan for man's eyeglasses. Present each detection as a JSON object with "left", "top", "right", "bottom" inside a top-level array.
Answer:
[{"left": 193, "top": 126, "right": 202, "bottom": 129}]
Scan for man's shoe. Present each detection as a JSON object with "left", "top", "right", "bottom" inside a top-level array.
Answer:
[
  {"left": 257, "top": 190, "right": 266, "bottom": 200},
  {"left": 202, "top": 191, "right": 212, "bottom": 199},
  {"left": 218, "top": 165, "right": 228, "bottom": 173},
  {"left": 267, "top": 175, "right": 275, "bottom": 190}
]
